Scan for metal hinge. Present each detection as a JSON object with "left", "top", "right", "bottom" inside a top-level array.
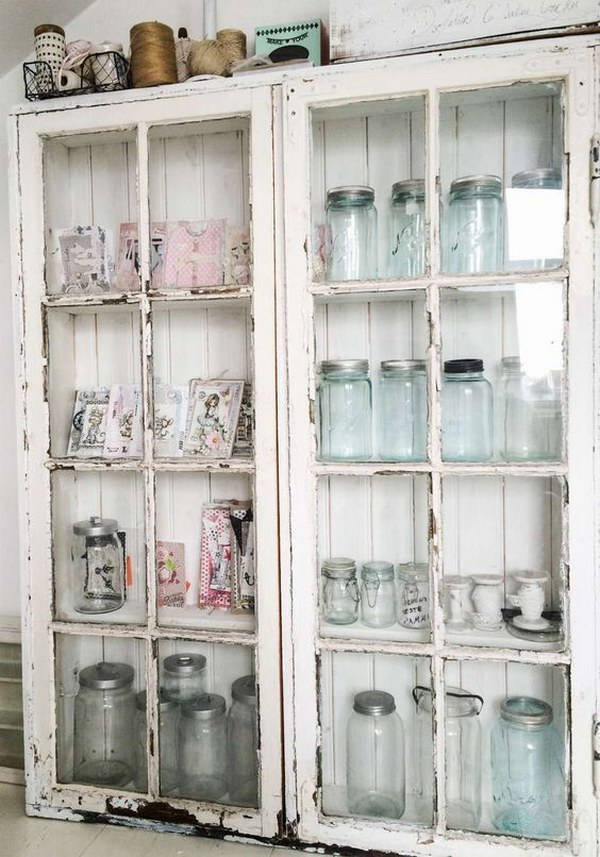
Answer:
[
  {"left": 593, "top": 715, "right": 600, "bottom": 795},
  {"left": 590, "top": 135, "right": 600, "bottom": 226}
]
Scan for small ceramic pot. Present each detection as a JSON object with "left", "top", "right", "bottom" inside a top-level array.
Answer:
[
  {"left": 509, "top": 570, "right": 550, "bottom": 630},
  {"left": 471, "top": 573, "right": 504, "bottom": 631}
]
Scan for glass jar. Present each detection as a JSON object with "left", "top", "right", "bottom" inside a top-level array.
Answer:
[
  {"left": 511, "top": 168, "right": 563, "bottom": 269},
  {"left": 413, "top": 685, "right": 483, "bottom": 830},
  {"left": 378, "top": 359, "right": 427, "bottom": 461},
  {"left": 321, "top": 557, "right": 359, "bottom": 625},
  {"left": 228, "top": 674, "right": 259, "bottom": 807},
  {"left": 491, "top": 696, "right": 566, "bottom": 838},
  {"left": 397, "top": 563, "right": 429, "bottom": 629},
  {"left": 318, "top": 360, "right": 372, "bottom": 461},
  {"left": 389, "top": 179, "right": 425, "bottom": 277},
  {"left": 73, "top": 661, "right": 136, "bottom": 787},
  {"left": 444, "top": 174, "right": 504, "bottom": 273},
  {"left": 500, "top": 356, "right": 536, "bottom": 461},
  {"left": 347, "top": 690, "right": 405, "bottom": 819},
  {"left": 163, "top": 653, "right": 207, "bottom": 704},
  {"left": 71, "top": 516, "right": 125, "bottom": 614},
  {"left": 442, "top": 359, "right": 493, "bottom": 462},
  {"left": 134, "top": 690, "right": 179, "bottom": 794},
  {"left": 360, "top": 562, "right": 396, "bottom": 628},
  {"left": 179, "top": 693, "right": 228, "bottom": 801},
  {"left": 326, "top": 186, "right": 378, "bottom": 281}
]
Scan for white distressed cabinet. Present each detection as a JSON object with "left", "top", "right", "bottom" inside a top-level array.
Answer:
[{"left": 11, "top": 32, "right": 600, "bottom": 857}]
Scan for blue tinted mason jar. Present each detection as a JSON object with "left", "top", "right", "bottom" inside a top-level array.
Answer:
[
  {"left": 444, "top": 174, "right": 504, "bottom": 273},
  {"left": 442, "top": 359, "right": 493, "bottom": 462},
  {"left": 318, "top": 359, "right": 372, "bottom": 461},
  {"left": 389, "top": 179, "right": 425, "bottom": 277},
  {"left": 491, "top": 696, "right": 566, "bottom": 839},
  {"left": 326, "top": 186, "right": 378, "bottom": 281},
  {"left": 378, "top": 359, "right": 427, "bottom": 461}
]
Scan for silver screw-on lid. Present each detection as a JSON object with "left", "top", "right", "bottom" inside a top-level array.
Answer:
[
  {"left": 450, "top": 174, "right": 502, "bottom": 194},
  {"left": 353, "top": 690, "right": 396, "bottom": 716},
  {"left": 322, "top": 557, "right": 357, "bottom": 579},
  {"left": 391, "top": 178, "right": 425, "bottom": 198},
  {"left": 500, "top": 696, "right": 553, "bottom": 727},
  {"left": 181, "top": 693, "right": 227, "bottom": 720},
  {"left": 79, "top": 661, "right": 134, "bottom": 690},
  {"left": 362, "top": 561, "right": 395, "bottom": 581},
  {"left": 381, "top": 359, "right": 426, "bottom": 372},
  {"left": 232, "top": 674, "right": 257, "bottom": 705},
  {"left": 320, "top": 359, "right": 369, "bottom": 374},
  {"left": 327, "top": 185, "right": 375, "bottom": 204},
  {"left": 163, "top": 653, "right": 207, "bottom": 677},
  {"left": 512, "top": 168, "right": 562, "bottom": 189},
  {"left": 73, "top": 516, "right": 118, "bottom": 536},
  {"left": 136, "top": 689, "right": 178, "bottom": 712}
]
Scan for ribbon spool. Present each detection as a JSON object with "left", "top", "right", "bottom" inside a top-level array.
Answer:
[
  {"left": 130, "top": 21, "right": 177, "bottom": 88},
  {"left": 187, "top": 39, "right": 230, "bottom": 77}
]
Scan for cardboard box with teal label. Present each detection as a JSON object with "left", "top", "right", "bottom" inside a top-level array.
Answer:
[{"left": 255, "top": 19, "right": 324, "bottom": 65}]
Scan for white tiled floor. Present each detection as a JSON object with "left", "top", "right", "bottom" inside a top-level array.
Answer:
[{"left": 0, "top": 784, "right": 297, "bottom": 857}]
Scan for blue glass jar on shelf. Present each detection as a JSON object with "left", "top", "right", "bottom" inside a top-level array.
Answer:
[
  {"left": 326, "top": 186, "right": 378, "bottom": 281},
  {"left": 389, "top": 179, "right": 426, "bottom": 277},
  {"left": 441, "top": 358, "right": 493, "bottom": 462},
  {"left": 317, "top": 359, "right": 372, "bottom": 461},
  {"left": 444, "top": 174, "right": 504, "bottom": 274},
  {"left": 378, "top": 359, "right": 427, "bottom": 461}
]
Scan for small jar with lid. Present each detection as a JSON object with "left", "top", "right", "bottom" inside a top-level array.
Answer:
[
  {"left": 389, "top": 179, "right": 426, "bottom": 277},
  {"left": 179, "top": 693, "right": 228, "bottom": 801},
  {"left": 444, "top": 174, "right": 504, "bottom": 273},
  {"left": 228, "top": 674, "right": 259, "bottom": 807},
  {"left": 397, "top": 563, "right": 430, "bottom": 630},
  {"left": 321, "top": 558, "right": 359, "bottom": 625},
  {"left": 163, "top": 653, "right": 207, "bottom": 704},
  {"left": 71, "top": 516, "right": 125, "bottom": 614},
  {"left": 378, "top": 359, "right": 427, "bottom": 461},
  {"left": 134, "top": 690, "right": 179, "bottom": 794},
  {"left": 326, "top": 186, "right": 378, "bottom": 281},
  {"left": 511, "top": 168, "right": 563, "bottom": 270},
  {"left": 318, "top": 359, "right": 372, "bottom": 461},
  {"left": 360, "top": 561, "right": 396, "bottom": 628},
  {"left": 442, "top": 359, "right": 494, "bottom": 462}
]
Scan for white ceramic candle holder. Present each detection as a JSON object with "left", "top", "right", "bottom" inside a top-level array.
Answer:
[
  {"left": 509, "top": 570, "right": 550, "bottom": 630},
  {"left": 471, "top": 573, "right": 504, "bottom": 631},
  {"left": 444, "top": 576, "right": 473, "bottom": 632}
]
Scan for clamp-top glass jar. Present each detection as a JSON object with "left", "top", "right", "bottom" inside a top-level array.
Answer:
[
  {"left": 397, "top": 563, "right": 430, "bottom": 629},
  {"left": 444, "top": 174, "right": 504, "bottom": 273},
  {"left": 326, "top": 186, "right": 378, "bottom": 281},
  {"left": 389, "top": 179, "right": 426, "bottom": 277},
  {"left": 442, "top": 359, "right": 493, "bottom": 462},
  {"left": 134, "top": 690, "right": 179, "bottom": 794},
  {"left": 321, "top": 557, "right": 359, "bottom": 625},
  {"left": 228, "top": 674, "right": 259, "bottom": 807},
  {"left": 72, "top": 516, "right": 125, "bottom": 614},
  {"left": 179, "top": 693, "right": 228, "bottom": 801},
  {"left": 360, "top": 561, "right": 396, "bottom": 628},
  {"left": 163, "top": 653, "right": 207, "bottom": 704},
  {"left": 318, "top": 359, "right": 372, "bottom": 461},
  {"left": 378, "top": 359, "right": 427, "bottom": 461}
]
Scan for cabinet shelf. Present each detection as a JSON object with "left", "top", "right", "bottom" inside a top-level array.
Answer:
[
  {"left": 49, "top": 620, "right": 257, "bottom": 647},
  {"left": 313, "top": 461, "right": 566, "bottom": 477},
  {"left": 42, "top": 292, "right": 142, "bottom": 309},
  {"left": 149, "top": 286, "right": 252, "bottom": 302},
  {"left": 46, "top": 457, "right": 255, "bottom": 473}
]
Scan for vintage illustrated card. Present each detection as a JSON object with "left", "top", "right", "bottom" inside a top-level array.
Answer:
[
  {"left": 183, "top": 379, "right": 244, "bottom": 458},
  {"left": 114, "top": 221, "right": 167, "bottom": 291},
  {"left": 156, "top": 540, "right": 186, "bottom": 608},
  {"left": 104, "top": 384, "right": 143, "bottom": 458},
  {"left": 163, "top": 219, "right": 226, "bottom": 289},
  {"left": 229, "top": 501, "right": 255, "bottom": 612},
  {"left": 232, "top": 383, "right": 253, "bottom": 457},
  {"left": 154, "top": 383, "right": 189, "bottom": 458},
  {"left": 67, "top": 388, "right": 111, "bottom": 458},
  {"left": 55, "top": 226, "right": 113, "bottom": 294},
  {"left": 199, "top": 503, "right": 234, "bottom": 609},
  {"left": 224, "top": 226, "right": 251, "bottom": 286}
]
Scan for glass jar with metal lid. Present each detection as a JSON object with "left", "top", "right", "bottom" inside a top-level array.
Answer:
[
  {"left": 326, "top": 185, "right": 378, "bottom": 281},
  {"left": 163, "top": 653, "right": 207, "bottom": 704},
  {"left": 321, "top": 557, "right": 359, "bottom": 625},
  {"left": 73, "top": 661, "right": 136, "bottom": 787},
  {"left": 442, "top": 359, "right": 493, "bottom": 462},
  {"left": 389, "top": 179, "right": 426, "bottom": 277},
  {"left": 318, "top": 359, "right": 372, "bottom": 461},
  {"left": 360, "top": 561, "right": 396, "bottom": 628},
  {"left": 179, "top": 693, "right": 228, "bottom": 801},
  {"left": 444, "top": 174, "right": 504, "bottom": 273},
  {"left": 347, "top": 690, "right": 405, "bottom": 819},
  {"left": 491, "top": 696, "right": 566, "bottom": 838},
  {"left": 134, "top": 690, "right": 179, "bottom": 794},
  {"left": 397, "top": 563, "right": 430, "bottom": 629},
  {"left": 228, "top": 674, "right": 259, "bottom": 807},
  {"left": 511, "top": 168, "right": 563, "bottom": 269},
  {"left": 378, "top": 359, "right": 427, "bottom": 461},
  {"left": 71, "top": 516, "right": 125, "bottom": 614}
]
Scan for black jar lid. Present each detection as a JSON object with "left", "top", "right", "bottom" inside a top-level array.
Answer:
[{"left": 444, "top": 358, "right": 484, "bottom": 374}]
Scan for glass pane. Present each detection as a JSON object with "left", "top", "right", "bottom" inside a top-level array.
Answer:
[
  {"left": 310, "top": 98, "right": 426, "bottom": 282},
  {"left": 440, "top": 83, "right": 564, "bottom": 274},
  {"left": 44, "top": 131, "right": 139, "bottom": 295},
  {"left": 148, "top": 120, "right": 250, "bottom": 291},
  {"left": 320, "top": 651, "right": 433, "bottom": 825}
]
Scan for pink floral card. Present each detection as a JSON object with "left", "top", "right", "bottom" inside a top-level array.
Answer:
[
  {"left": 156, "top": 541, "right": 186, "bottom": 608},
  {"left": 199, "top": 504, "right": 233, "bottom": 610},
  {"left": 163, "top": 219, "right": 226, "bottom": 289}
]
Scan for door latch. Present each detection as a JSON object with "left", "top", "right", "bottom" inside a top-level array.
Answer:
[{"left": 589, "top": 135, "right": 600, "bottom": 226}]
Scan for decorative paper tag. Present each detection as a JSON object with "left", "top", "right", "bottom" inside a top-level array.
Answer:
[
  {"left": 114, "top": 222, "right": 167, "bottom": 291},
  {"left": 224, "top": 226, "right": 251, "bottom": 286},
  {"left": 154, "top": 383, "right": 188, "bottom": 458},
  {"left": 156, "top": 541, "right": 186, "bottom": 608},
  {"left": 233, "top": 383, "right": 253, "bottom": 457},
  {"left": 199, "top": 503, "right": 233, "bottom": 609},
  {"left": 229, "top": 501, "right": 255, "bottom": 612},
  {"left": 104, "top": 384, "right": 143, "bottom": 459},
  {"left": 67, "top": 388, "right": 111, "bottom": 458},
  {"left": 163, "top": 219, "right": 226, "bottom": 289},
  {"left": 183, "top": 379, "right": 244, "bottom": 458},
  {"left": 55, "top": 226, "right": 113, "bottom": 294}
]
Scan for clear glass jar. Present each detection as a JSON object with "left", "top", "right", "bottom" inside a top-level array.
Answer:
[
  {"left": 413, "top": 685, "right": 483, "bottom": 830},
  {"left": 228, "top": 674, "right": 259, "bottom": 807},
  {"left": 511, "top": 168, "right": 563, "bottom": 269},
  {"left": 444, "top": 174, "right": 504, "bottom": 273},
  {"left": 491, "top": 696, "right": 566, "bottom": 838},
  {"left": 360, "top": 561, "right": 396, "bottom": 628},
  {"left": 318, "top": 359, "right": 372, "bottom": 461},
  {"left": 347, "top": 690, "right": 405, "bottom": 819},
  {"left": 326, "top": 186, "right": 378, "bottom": 281},
  {"left": 378, "top": 359, "right": 427, "bottom": 461},
  {"left": 442, "top": 359, "right": 493, "bottom": 462},
  {"left": 73, "top": 661, "right": 136, "bottom": 787},
  {"left": 321, "top": 557, "right": 359, "bottom": 625},
  {"left": 134, "top": 690, "right": 179, "bottom": 794},
  {"left": 163, "top": 653, "right": 207, "bottom": 704},
  {"left": 501, "top": 356, "right": 535, "bottom": 461},
  {"left": 389, "top": 179, "right": 425, "bottom": 277},
  {"left": 397, "top": 563, "right": 429, "bottom": 629},
  {"left": 179, "top": 693, "right": 228, "bottom": 801},
  {"left": 71, "top": 516, "right": 125, "bottom": 614}
]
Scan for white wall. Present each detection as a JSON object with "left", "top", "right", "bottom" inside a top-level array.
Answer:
[{"left": 0, "top": 0, "right": 328, "bottom": 616}]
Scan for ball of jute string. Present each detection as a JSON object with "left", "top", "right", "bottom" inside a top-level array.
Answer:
[
  {"left": 130, "top": 21, "right": 177, "bottom": 88},
  {"left": 188, "top": 38, "right": 230, "bottom": 76},
  {"left": 217, "top": 29, "right": 247, "bottom": 66}
]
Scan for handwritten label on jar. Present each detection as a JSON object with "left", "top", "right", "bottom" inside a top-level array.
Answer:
[{"left": 398, "top": 577, "right": 430, "bottom": 629}]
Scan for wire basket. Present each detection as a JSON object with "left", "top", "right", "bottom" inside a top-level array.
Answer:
[{"left": 23, "top": 52, "right": 129, "bottom": 100}]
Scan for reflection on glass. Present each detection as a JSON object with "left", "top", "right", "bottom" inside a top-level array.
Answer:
[{"left": 507, "top": 169, "right": 563, "bottom": 270}]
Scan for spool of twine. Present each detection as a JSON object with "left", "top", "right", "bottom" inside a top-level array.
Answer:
[
  {"left": 130, "top": 21, "right": 177, "bottom": 88},
  {"left": 187, "top": 39, "right": 230, "bottom": 77},
  {"left": 217, "top": 29, "right": 247, "bottom": 66}
]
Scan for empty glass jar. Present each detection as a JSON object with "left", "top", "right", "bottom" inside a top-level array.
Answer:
[
  {"left": 347, "top": 690, "right": 405, "bottom": 819},
  {"left": 228, "top": 674, "right": 259, "bottom": 807},
  {"left": 134, "top": 690, "right": 178, "bottom": 794},
  {"left": 444, "top": 174, "right": 504, "bottom": 273},
  {"left": 501, "top": 357, "right": 562, "bottom": 461},
  {"left": 163, "top": 653, "right": 207, "bottom": 704},
  {"left": 442, "top": 359, "right": 493, "bottom": 462},
  {"left": 326, "top": 186, "right": 378, "bottom": 281},
  {"left": 73, "top": 661, "right": 136, "bottom": 787},
  {"left": 397, "top": 563, "right": 430, "bottom": 630},
  {"left": 322, "top": 557, "right": 359, "bottom": 625},
  {"left": 360, "top": 562, "right": 396, "bottom": 628},
  {"left": 179, "top": 693, "right": 228, "bottom": 801},
  {"left": 491, "top": 696, "right": 566, "bottom": 839},
  {"left": 389, "top": 179, "right": 425, "bottom": 277},
  {"left": 318, "top": 359, "right": 372, "bottom": 461},
  {"left": 72, "top": 516, "right": 125, "bottom": 614},
  {"left": 378, "top": 359, "right": 427, "bottom": 461},
  {"left": 511, "top": 168, "right": 563, "bottom": 269}
]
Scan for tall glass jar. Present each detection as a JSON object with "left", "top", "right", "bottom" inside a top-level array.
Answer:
[
  {"left": 389, "top": 179, "right": 425, "bottom": 277},
  {"left": 397, "top": 563, "right": 429, "bottom": 630},
  {"left": 318, "top": 359, "right": 372, "bottom": 461},
  {"left": 163, "top": 653, "right": 207, "bottom": 704},
  {"left": 491, "top": 696, "right": 566, "bottom": 838},
  {"left": 73, "top": 662, "right": 136, "bottom": 787},
  {"left": 326, "top": 186, "right": 378, "bottom": 281},
  {"left": 378, "top": 359, "right": 427, "bottom": 461},
  {"left": 501, "top": 356, "right": 535, "bottom": 460},
  {"left": 347, "top": 690, "right": 405, "bottom": 819},
  {"left": 133, "top": 690, "right": 179, "bottom": 794},
  {"left": 321, "top": 557, "right": 359, "bottom": 625},
  {"left": 511, "top": 168, "right": 563, "bottom": 269},
  {"left": 442, "top": 359, "right": 493, "bottom": 462},
  {"left": 179, "top": 693, "right": 228, "bottom": 801},
  {"left": 444, "top": 174, "right": 504, "bottom": 273},
  {"left": 71, "top": 516, "right": 125, "bottom": 614},
  {"left": 228, "top": 674, "right": 259, "bottom": 807},
  {"left": 360, "top": 562, "right": 396, "bottom": 628}
]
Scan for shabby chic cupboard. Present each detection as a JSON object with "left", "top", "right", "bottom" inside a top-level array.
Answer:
[{"left": 10, "top": 33, "right": 600, "bottom": 857}]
